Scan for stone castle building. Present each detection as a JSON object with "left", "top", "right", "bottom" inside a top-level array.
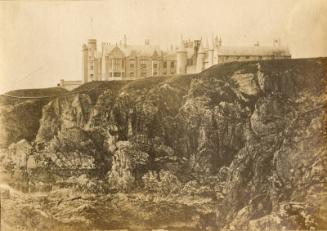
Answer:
[
  {"left": 59, "top": 35, "right": 291, "bottom": 89},
  {"left": 176, "top": 37, "right": 291, "bottom": 75},
  {"left": 83, "top": 36, "right": 177, "bottom": 82}
]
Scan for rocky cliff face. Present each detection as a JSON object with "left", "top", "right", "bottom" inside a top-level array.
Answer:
[
  {"left": 0, "top": 87, "right": 67, "bottom": 147},
  {"left": 1, "top": 58, "right": 326, "bottom": 230}
]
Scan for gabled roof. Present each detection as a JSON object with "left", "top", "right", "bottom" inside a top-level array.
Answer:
[
  {"left": 152, "top": 50, "right": 159, "bottom": 58},
  {"left": 108, "top": 46, "right": 125, "bottom": 58},
  {"left": 103, "top": 44, "right": 162, "bottom": 58}
]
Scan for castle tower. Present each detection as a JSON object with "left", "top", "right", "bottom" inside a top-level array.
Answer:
[
  {"left": 207, "top": 38, "right": 214, "bottom": 68},
  {"left": 218, "top": 36, "right": 222, "bottom": 47},
  {"left": 87, "top": 39, "right": 97, "bottom": 81},
  {"left": 196, "top": 41, "right": 205, "bottom": 73},
  {"left": 214, "top": 35, "right": 222, "bottom": 48},
  {"left": 82, "top": 44, "right": 88, "bottom": 83},
  {"left": 205, "top": 37, "right": 209, "bottom": 49},
  {"left": 176, "top": 37, "right": 187, "bottom": 74},
  {"left": 101, "top": 43, "right": 107, "bottom": 80}
]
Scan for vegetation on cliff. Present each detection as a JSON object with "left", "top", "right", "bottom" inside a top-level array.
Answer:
[{"left": 0, "top": 58, "right": 326, "bottom": 230}]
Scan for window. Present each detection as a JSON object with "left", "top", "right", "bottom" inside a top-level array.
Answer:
[
  {"left": 153, "top": 63, "right": 158, "bottom": 68},
  {"left": 153, "top": 72, "right": 157, "bottom": 75},
  {"left": 170, "top": 62, "right": 175, "bottom": 68},
  {"left": 130, "top": 63, "right": 134, "bottom": 68},
  {"left": 130, "top": 72, "right": 134, "bottom": 77},
  {"left": 113, "top": 72, "right": 121, "bottom": 77},
  {"left": 90, "top": 65, "right": 93, "bottom": 70},
  {"left": 141, "top": 72, "right": 147, "bottom": 77},
  {"left": 163, "top": 61, "right": 167, "bottom": 68},
  {"left": 163, "top": 72, "right": 167, "bottom": 75},
  {"left": 141, "top": 64, "right": 146, "bottom": 69},
  {"left": 245, "top": 56, "right": 250, "bottom": 59},
  {"left": 112, "top": 59, "right": 121, "bottom": 71}
]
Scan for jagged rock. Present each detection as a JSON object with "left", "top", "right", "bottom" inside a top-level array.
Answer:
[
  {"left": 0, "top": 88, "right": 67, "bottom": 148},
  {"left": 250, "top": 96, "right": 294, "bottom": 136},
  {"left": 8, "top": 139, "right": 32, "bottom": 168},
  {"left": 108, "top": 141, "right": 149, "bottom": 191},
  {"left": 36, "top": 94, "right": 92, "bottom": 143},
  {"left": 231, "top": 71, "right": 260, "bottom": 96},
  {"left": 1, "top": 139, "right": 34, "bottom": 177},
  {"left": 0, "top": 58, "right": 326, "bottom": 230}
]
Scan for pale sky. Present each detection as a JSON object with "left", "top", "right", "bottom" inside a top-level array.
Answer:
[{"left": 0, "top": 0, "right": 326, "bottom": 93}]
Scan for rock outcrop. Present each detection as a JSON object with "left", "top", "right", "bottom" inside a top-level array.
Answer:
[
  {"left": 0, "top": 58, "right": 326, "bottom": 230},
  {"left": 0, "top": 87, "right": 67, "bottom": 147}
]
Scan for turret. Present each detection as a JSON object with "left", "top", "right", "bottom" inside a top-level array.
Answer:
[
  {"left": 214, "top": 35, "right": 222, "bottom": 48},
  {"left": 87, "top": 39, "right": 97, "bottom": 81},
  {"left": 176, "top": 37, "right": 187, "bottom": 74},
  {"left": 196, "top": 41, "right": 205, "bottom": 73},
  {"left": 205, "top": 37, "right": 209, "bottom": 50},
  {"left": 207, "top": 38, "right": 214, "bottom": 67},
  {"left": 82, "top": 44, "right": 88, "bottom": 83},
  {"left": 101, "top": 43, "right": 107, "bottom": 80},
  {"left": 88, "top": 39, "right": 97, "bottom": 57}
]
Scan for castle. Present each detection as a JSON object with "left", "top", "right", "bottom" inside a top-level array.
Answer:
[
  {"left": 59, "top": 35, "right": 291, "bottom": 90},
  {"left": 83, "top": 37, "right": 177, "bottom": 82}
]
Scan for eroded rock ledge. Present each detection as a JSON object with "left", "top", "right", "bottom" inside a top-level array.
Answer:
[{"left": 1, "top": 58, "right": 326, "bottom": 230}]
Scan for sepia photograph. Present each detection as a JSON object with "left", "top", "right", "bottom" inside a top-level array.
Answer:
[{"left": 0, "top": 0, "right": 326, "bottom": 230}]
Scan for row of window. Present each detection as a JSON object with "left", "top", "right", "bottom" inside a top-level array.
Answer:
[
  {"left": 90, "top": 70, "right": 176, "bottom": 79},
  {"left": 129, "top": 61, "right": 174, "bottom": 69},
  {"left": 92, "top": 59, "right": 175, "bottom": 69},
  {"left": 221, "top": 55, "right": 265, "bottom": 61},
  {"left": 131, "top": 70, "right": 174, "bottom": 77},
  {"left": 97, "top": 61, "right": 175, "bottom": 69}
]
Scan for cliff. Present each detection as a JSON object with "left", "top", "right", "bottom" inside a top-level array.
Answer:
[
  {"left": 0, "top": 58, "right": 326, "bottom": 231},
  {"left": 0, "top": 87, "right": 67, "bottom": 147}
]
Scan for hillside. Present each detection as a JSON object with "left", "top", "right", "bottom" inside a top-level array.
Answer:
[
  {"left": 2, "top": 87, "right": 68, "bottom": 97},
  {"left": 0, "top": 58, "right": 326, "bottom": 231}
]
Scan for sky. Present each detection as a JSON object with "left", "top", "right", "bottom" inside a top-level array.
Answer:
[{"left": 0, "top": 0, "right": 326, "bottom": 93}]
